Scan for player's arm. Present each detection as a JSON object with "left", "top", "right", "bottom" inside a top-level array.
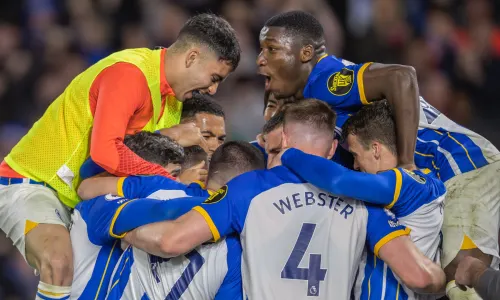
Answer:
[
  {"left": 362, "top": 63, "right": 419, "bottom": 169},
  {"left": 77, "top": 175, "right": 185, "bottom": 200},
  {"left": 90, "top": 63, "right": 174, "bottom": 178},
  {"left": 379, "top": 236, "right": 446, "bottom": 294},
  {"left": 281, "top": 148, "right": 398, "bottom": 206},
  {"left": 124, "top": 210, "right": 213, "bottom": 258},
  {"left": 365, "top": 205, "right": 446, "bottom": 294},
  {"left": 125, "top": 179, "right": 245, "bottom": 258},
  {"left": 81, "top": 195, "right": 204, "bottom": 245}
]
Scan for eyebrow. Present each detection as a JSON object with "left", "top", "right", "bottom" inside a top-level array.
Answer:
[{"left": 267, "top": 99, "right": 278, "bottom": 105}]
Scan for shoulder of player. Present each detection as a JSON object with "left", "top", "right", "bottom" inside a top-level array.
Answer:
[{"left": 396, "top": 168, "right": 445, "bottom": 199}]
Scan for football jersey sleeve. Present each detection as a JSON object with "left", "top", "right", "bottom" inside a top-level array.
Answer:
[
  {"left": 214, "top": 235, "right": 243, "bottom": 300},
  {"left": 118, "top": 175, "right": 188, "bottom": 199},
  {"left": 365, "top": 204, "right": 411, "bottom": 257},
  {"left": 304, "top": 56, "right": 372, "bottom": 110},
  {"left": 281, "top": 148, "right": 397, "bottom": 205},
  {"left": 192, "top": 172, "right": 261, "bottom": 242}
]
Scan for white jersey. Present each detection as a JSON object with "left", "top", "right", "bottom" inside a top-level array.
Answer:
[
  {"left": 193, "top": 166, "right": 410, "bottom": 300},
  {"left": 106, "top": 236, "right": 242, "bottom": 300},
  {"left": 70, "top": 177, "right": 212, "bottom": 299}
]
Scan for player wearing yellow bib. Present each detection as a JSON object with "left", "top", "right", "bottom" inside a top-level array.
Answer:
[{"left": 0, "top": 14, "right": 240, "bottom": 300}]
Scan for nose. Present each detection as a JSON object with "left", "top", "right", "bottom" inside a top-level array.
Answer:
[
  {"left": 257, "top": 51, "right": 267, "bottom": 67},
  {"left": 207, "top": 82, "right": 219, "bottom": 95}
]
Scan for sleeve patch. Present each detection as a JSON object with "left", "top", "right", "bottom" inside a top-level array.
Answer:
[
  {"left": 327, "top": 68, "right": 354, "bottom": 96},
  {"left": 203, "top": 185, "right": 228, "bottom": 204},
  {"left": 402, "top": 169, "right": 426, "bottom": 184}
]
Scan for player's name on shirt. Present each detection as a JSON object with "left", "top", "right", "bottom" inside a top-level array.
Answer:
[{"left": 273, "top": 190, "right": 354, "bottom": 219}]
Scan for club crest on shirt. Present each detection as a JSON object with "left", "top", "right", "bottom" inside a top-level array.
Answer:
[
  {"left": 402, "top": 169, "right": 426, "bottom": 184},
  {"left": 203, "top": 185, "right": 228, "bottom": 204},
  {"left": 327, "top": 68, "right": 354, "bottom": 96}
]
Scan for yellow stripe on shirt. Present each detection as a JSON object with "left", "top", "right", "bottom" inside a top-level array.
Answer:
[
  {"left": 358, "top": 62, "right": 373, "bottom": 105},
  {"left": 109, "top": 200, "right": 136, "bottom": 239},
  {"left": 385, "top": 168, "right": 402, "bottom": 209},
  {"left": 374, "top": 227, "right": 411, "bottom": 257},
  {"left": 317, "top": 53, "right": 328, "bottom": 63},
  {"left": 116, "top": 177, "right": 126, "bottom": 197},
  {"left": 193, "top": 206, "right": 221, "bottom": 242}
]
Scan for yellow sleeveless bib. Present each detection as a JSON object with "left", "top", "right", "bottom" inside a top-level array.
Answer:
[{"left": 5, "top": 48, "right": 182, "bottom": 208}]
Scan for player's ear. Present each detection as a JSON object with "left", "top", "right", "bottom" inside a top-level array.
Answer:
[
  {"left": 372, "top": 141, "right": 382, "bottom": 160},
  {"left": 327, "top": 139, "right": 338, "bottom": 160},
  {"left": 281, "top": 128, "right": 289, "bottom": 149},
  {"left": 185, "top": 49, "right": 200, "bottom": 68},
  {"left": 300, "top": 45, "right": 314, "bottom": 63}
]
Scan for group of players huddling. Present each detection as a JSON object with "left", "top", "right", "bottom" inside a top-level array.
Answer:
[{"left": 0, "top": 9, "right": 498, "bottom": 300}]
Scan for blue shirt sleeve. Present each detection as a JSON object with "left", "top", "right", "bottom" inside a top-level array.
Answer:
[
  {"left": 281, "top": 148, "right": 397, "bottom": 206},
  {"left": 192, "top": 172, "right": 262, "bottom": 242},
  {"left": 365, "top": 204, "right": 410, "bottom": 257},
  {"left": 79, "top": 157, "right": 105, "bottom": 179},
  {"left": 304, "top": 56, "right": 372, "bottom": 111},
  {"left": 214, "top": 234, "right": 243, "bottom": 300},
  {"left": 79, "top": 194, "right": 204, "bottom": 245},
  {"left": 120, "top": 175, "right": 188, "bottom": 199}
]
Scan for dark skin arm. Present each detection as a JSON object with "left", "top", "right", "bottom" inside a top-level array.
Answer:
[{"left": 362, "top": 63, "right": 419, "bottom": 170}]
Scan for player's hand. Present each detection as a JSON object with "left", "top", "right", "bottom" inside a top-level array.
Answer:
[
  {"left": 178, "top": 161, "right": 208, "bottom": 185},
  {"left": 159, "top": 124, "right": 209, "bottom": 153},
  {"left": 455, "top": 256, "right": 488, "bottom": 290}
]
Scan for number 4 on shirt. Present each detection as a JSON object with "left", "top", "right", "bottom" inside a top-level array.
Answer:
[{"left": 281, "top": 223, "right": 327, "bottom": 297}]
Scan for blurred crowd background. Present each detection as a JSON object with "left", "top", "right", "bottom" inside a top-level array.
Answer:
[{"left": 0, "top": 0, "right": 499, "bottom": 298}]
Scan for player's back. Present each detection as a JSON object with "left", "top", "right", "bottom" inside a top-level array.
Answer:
[
  {"left": 106, "top": 235, "right": 242, "bottom": 300},
  {"left": 236, "top": 167, "right": 369, "bottom": 299},
  {"left": 416, "top": 96, "right": 500, "bottom": 181}
]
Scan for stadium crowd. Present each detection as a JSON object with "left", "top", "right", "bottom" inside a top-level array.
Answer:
[{"left": 0, "top": 0, "right": 500, "bottom": 299}]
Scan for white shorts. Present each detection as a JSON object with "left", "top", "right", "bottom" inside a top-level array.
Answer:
[
  {"left": 0, "top": 182, "right": 71, "bottom": 261},
  {"left": 441, "top": 160, "right": 500, "bottom": 268}
]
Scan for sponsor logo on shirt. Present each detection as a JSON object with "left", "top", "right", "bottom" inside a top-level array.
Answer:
[
  {"left": 327, "top": 68, "right": 354, "bottom": 96},
  {"left": 203, "top": 185, "right": 228, "bottom": 204}
]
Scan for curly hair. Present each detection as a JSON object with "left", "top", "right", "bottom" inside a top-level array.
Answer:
[{"left": 124, "top": 131, "right": 185, "bottom": 167}]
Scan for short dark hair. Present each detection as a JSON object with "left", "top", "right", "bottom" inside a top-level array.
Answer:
[
  {"left": 181, "top": 93, "right": 225, "bottom": 121},
  {"left": 177, "top": 13, "right": 240, "bottom": 70},
  {"left": 341, "top": 101, "right": 397, "bottom": 155},
  {"left": 181, "top": 145, "right": 208, "bottom": 170},
  {"left": 262, "top": 110, "right": 285, "bottom": 135},
  {"left": 283, "top": 99, "right": 336, "bottom": 135},
  {"left": 124, "top": 132, "right": 185, "bottom": 166},
  {"left": 265, "top": 11, "right": 325, "bottom": 53},
  {"left": 208, "top": 141, "right": 265, "bottom": 184}
]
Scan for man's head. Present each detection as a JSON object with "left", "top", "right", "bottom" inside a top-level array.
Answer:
[
  {"left": 124, "top": 131, "right": 185, "bottom": 176},
  {"left": 262, "top": 110, "right": 285, "bottom": 168},
  {"left": 169, "top": 13, "right": 241, "bottom": 100},
  {"left": 181, "top": 145, "right": 208, "bottom": 171},
  {"left": 341, "top": 101, "right": 398, "bottom": 174},
  {"left": 263, "top": 91, "right": 299, "bottom": 122},
  {"left": 180, "top": 93, "right": 226, "bottom": 159},
  {"left": 281, "top": 99, "right": 337, "bottom": 159},
  {"left": 207, "top": 141, "right": 266, "bottom": 189},
  {"left": 258, "top": 11, "right": 326, "bottom": 99}
]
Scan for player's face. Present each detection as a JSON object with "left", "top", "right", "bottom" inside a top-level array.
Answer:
[
  {"left": 191, "top": 113, "right": 226, "bottom": 160},
  {"left": 180, "top": 50, "right": 233, "bottom": 101},
  {"left": 257, "top": 26, "right": 305, "bottom": 99},
  {"left": 346, "top": 134, "right": 379, "bottom": 174},
  {"left": 264, "top": 126, "right": 283, "bottom": 169},
  {"left": 166, "top": 163, "right": 182, "bottom": 177},
  {"left": 263, "top": 93, "right": 283, "bottom": 122}
]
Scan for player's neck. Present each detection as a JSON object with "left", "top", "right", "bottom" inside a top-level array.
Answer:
[
  {"left": 206, "top": 179, "right": 221, "bottom": 193},
  {"left": 378, "top": 155, "right": 398, "bottom": 172}
]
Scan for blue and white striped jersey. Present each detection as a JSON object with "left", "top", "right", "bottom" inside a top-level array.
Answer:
[
  {"left": 71, "top": 176, "right": 242, "bottom": 299},
  {"left": 303, "top": 55, "right": 500, "bottom": 181}
]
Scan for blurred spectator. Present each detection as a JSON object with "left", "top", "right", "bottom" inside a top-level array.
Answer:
[{"left": 0, "top": 0, "right": 499, "bottom": 298}]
